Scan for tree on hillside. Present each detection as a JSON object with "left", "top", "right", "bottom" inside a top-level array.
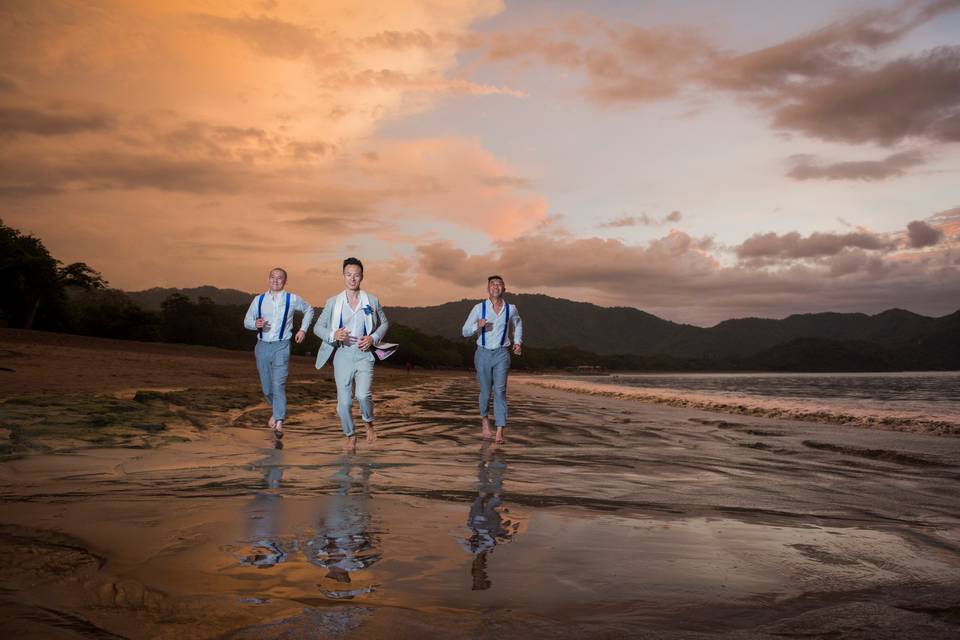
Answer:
[
  {"left": 64, "top": 287, "right": 160, "bottom": 341},
  {"left": 0, "top": 219, "right": 107, "bottom": 329}
]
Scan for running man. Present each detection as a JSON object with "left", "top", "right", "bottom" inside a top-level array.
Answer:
[
  {"left": 461, "top": 275, "right": 522, "bottom": 444},
  {"left": 244, "top": 267, "right": 315, "bottom": 439},
  {"left": 313, "top": 258, "right": 389, "bottom": 452}
]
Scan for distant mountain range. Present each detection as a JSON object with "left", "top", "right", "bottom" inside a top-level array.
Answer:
[
  {"left": 386, "top": 293, "right": 960, "bottom": 360},
  {"left": 127, "top": 286, "right": 254, "bottom": 310},
  {"left": 124, "top": 287, "right": 959, "bottom": 368}
]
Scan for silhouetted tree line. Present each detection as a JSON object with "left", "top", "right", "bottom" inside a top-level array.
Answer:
[
  {"left": 2, "top": 219, "right": 107, "bottom": 331},
  {"left": 4, "top": 220, "right": 956, "bottom": 371}
]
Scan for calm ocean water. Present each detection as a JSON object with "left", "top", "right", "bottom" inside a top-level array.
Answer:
[{"left": 536, "top": 371, "right": 960, "bottom": 427}]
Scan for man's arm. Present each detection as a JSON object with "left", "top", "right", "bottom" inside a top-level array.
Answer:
[
  {"left": 243, "top": 298, "right": 260, "bottom": 331},
  {"left": 371, "top": 301, "right": 389, "bottom": 345},
  {"left": 461, "top": 304, "right": 479, "bottom": 337},
  {"left": 296, "top": 295, "right": 315, "bottom": 333},
  {"left": 312, "top": 298, "right": 336, "bottom": 344},
  {"left": 512, "top": 306, "right": 523, "bottom": 345}
]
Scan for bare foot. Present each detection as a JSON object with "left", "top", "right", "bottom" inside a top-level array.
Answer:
[
  {"left": 272, "top": 420, "right": 283, "bottom": 439},
  {"left": 268, "top": 416, "right": 277, "bottom": 429},
  {"left": 481, "top": 417, "right": 492, "bottom": 440},
  {"left": 494, "top": 427, "right": 504, "bottom": 444},
  {"left": 346, "top": 435, "right": 357, "bottom": 453},
  {"left": 365, "top": 423, "right": 377, "bottom": 445}
]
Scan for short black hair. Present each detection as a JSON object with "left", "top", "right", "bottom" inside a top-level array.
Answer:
[
  {"left": 487, "top": 275, "right": 504, "bottom": 283},
  {"left": 343, "top": 257, "right": 364, "bottom": 273}
]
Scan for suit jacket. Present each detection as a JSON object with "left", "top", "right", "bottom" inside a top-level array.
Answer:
[{"left": 313, "top": 290, "right": 389, "bottom": 369}]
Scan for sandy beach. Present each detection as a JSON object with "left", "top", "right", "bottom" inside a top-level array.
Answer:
[{"left": 2, "top": 330, "right": 959, "bottom": 639}]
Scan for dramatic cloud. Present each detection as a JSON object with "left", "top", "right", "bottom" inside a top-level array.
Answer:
[
  {"left": 707, "top": 3, "right": 960, "bottom": 146},
  {"left": 3, "top": 1, "right": 958, "bottom": 324},
  {"left": 0, "top": 73, "right": 20, "bottom": 93},
  {"left": 0, "top": 152, "right": 259, "bottom": 195},
  {"left": 271, "top": 192, "right": 377, "bottom": 216},
  {"left": 772, "top": 46, "right": 960, "bottom": 145},
  {"left": 360, "top": 29, "right": 450, "bottom": 51},
  {"left": 735, "top": 230, "right": 895, "bottom": 259},
  {"left": 601, "top": 211, "right": 683, "bottom": 227},
  {"left": 928, "top": 207, "right": 960, "bottom": 238},
  {"left": 0, "top": 1, "right": 527, "bottom": 294},
  {"left": 705, "top": 1, "right": 952, "bottom": 92},
  {"left": 356, "top": 138, "right": 547, "bottom": 236},
  {"left": 0, "top": 105, "right": 116, "bottom": 137},
  {"left": 418, "top": 222, "right": 960, "bottom": 324},
  {"left": 321, "top": 69, "right": 524, "bottom": 96},
  {"left": 484, "top": 21, "right": 715, "bottom": 103},
  {"left": 193, "top": 13, "right": 324, "bottom": 60},
  {"left": 907, "top": 220, "right": 944, "bottom": 247},
  {"left": 418, "top": 230, "right": 718, "bottom": 291},
  {"left": 786, "top": 149, "right": 928, "bottom": 181},
  {"left": 479, "top": 1, "right": 960, "bottom": 145}
]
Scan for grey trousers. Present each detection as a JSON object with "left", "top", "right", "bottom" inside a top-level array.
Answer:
[
  {"left": 475, "top": 347, "right": 510, "bottom": 427},
  {"left": 333, "top": 347, "right": 374, "bottom": 437},
  {"left": 255, "top": 339, "right": 291, "bottom": 422}
]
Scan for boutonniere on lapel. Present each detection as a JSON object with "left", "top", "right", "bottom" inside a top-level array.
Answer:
[{"left": 363, "top": 304, "right": 373, "bottom": 316}]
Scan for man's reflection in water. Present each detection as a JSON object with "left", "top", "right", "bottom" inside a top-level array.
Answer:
[
  {"left": 464, "top": 442, "right": 520, "bottom": 590},
  {"left": 240, "top": 457, "right": 288, "bottom": 568},
  {"left": 304, "top": 455, "right": 381, "bottom": 599}
]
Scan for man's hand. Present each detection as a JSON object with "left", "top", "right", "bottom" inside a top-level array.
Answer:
[
  {"left": 477, "top": 318, "right": 487, "bottom": 332},
  {"left": 358, "top": 336, "right": 374, "bottom": 351},
  {"left": 334, "top": 328, "right": 350, "bottom": 342},
  {"left": 294, "top": 330, "right": 306, "bottom": 344},
  {"left": 255, "top": 318, "right": 270, "bottom": 330},
  {"left": 512, "top": 343, "right": 522, "bottom": 356}
]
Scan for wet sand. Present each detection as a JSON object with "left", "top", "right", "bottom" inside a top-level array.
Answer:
[{"left": 2, "top": 332, "right": 960, "bottom": 639}]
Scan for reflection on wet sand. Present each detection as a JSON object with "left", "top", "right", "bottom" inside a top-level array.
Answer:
[
  {"left": 463, "top": 442, "right": 520, "bottom": 590},
  {"left": 305, "top": 455, "right": 381, "bottom": 599},
  {"left": 239, "top": 456, "right": 286, "bottom": 568}
]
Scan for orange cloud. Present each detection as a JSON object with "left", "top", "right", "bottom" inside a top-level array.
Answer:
[
  {"left": 0, "top": 0, "right": 543, "bottom": 296},
  {"left": 359, "top": 138, "right": 547, "bottom": 237}
]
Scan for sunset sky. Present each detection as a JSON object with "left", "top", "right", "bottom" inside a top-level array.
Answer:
[{"left": 2, "top": 0, "right": 959, "bottom": 325}]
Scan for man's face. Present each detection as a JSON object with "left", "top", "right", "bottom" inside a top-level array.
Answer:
[
  {"left": 268, "top": 270, "right": 286, "bottom": 292},
  {"left": 343, "top": 264, "right": 363, "bottom": 291},
  {"left": 487, "top": 278, "right": 505, "bottom": 298}
]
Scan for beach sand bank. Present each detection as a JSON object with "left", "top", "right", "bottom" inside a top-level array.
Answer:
[{"left": 1, "top": 331, "right": 959, "bottom": 638}]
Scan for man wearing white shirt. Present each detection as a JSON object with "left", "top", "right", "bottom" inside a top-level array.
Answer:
[
  {"left": 243, "top": 267, "right": 315, "bottom": 439},
  {"left": 462, "top": 275, "right": 523, "bottom": 444},
  {"left": 313, "top": 258, "right": 389, "bottom": 452}
]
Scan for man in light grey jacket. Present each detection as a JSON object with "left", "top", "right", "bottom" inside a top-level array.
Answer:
[{"left": 313, "top": 258, "right": 389, "bottom": 452}]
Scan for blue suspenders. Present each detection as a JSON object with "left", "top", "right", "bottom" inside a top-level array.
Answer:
[
  {"left": 481, "top": 300, "right": 485, "bottom": 347},
  {"left": 258, "top": 292, "right": 291, "bottom": 341},
  {"left": 279, "top": 292, "right": 290, "bottom": 340},
  {"left": 257, "top": 294, "right": 265, "bottom": 339},
  {"left": 480, "top": 300, "right": 510, "bottom": 348},
  {"left": 502, "top": 302, "right": 509, "bottom": 347}
]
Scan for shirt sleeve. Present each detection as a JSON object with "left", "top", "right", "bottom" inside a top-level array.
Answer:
[
  {"left": 512, "top": 305, "right": 522, "bottom": 344},
  {"left": 296, "top": 295, "right": 315, "bottom": 333},
  {"left": 312, "top": 299, "right": 336, "bottom": 344},
  {"left": 243, "top": 297, "right": 260, "bottom": 331},
  {"left": 372, "top": 302, "right": 388, "bottom": 345},
  {"left": 462, "top": 304, "right": 479, "bottom": 337}
]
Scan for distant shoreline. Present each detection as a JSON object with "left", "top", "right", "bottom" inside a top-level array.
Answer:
[{"left": 2, "top": 328, "right": 956, "bottom": 400}]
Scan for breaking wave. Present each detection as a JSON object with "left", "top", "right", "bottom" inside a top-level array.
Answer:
[{"left": 515, "top": 375, "right": 960, "bottom": 435}]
